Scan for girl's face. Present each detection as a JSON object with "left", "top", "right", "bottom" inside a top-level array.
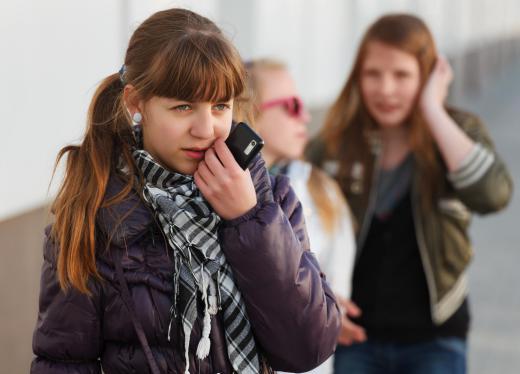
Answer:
[
  {"left": 255, "top": 68, "right": 310, "bottom": 165},
  {"left": 360, "top": 41, "right": 421, "bottom": 129},
  {"left": 139, "top": 97, "right": 233, "bottom": 174}
]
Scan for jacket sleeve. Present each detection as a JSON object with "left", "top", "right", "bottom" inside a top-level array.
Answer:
[
  {"left": 31, "top": 227, "right": 102, "bottom": 374},
  {"left": 446, "top": 110, "right": 513, "bottom": 214},
  {"left": 219, "top": 157, "right": 341, "bottom": 372}
]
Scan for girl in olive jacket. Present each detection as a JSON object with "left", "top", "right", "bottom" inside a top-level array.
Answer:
[{"left": 307, "top": 13, "right": 512, "bottom": 374}]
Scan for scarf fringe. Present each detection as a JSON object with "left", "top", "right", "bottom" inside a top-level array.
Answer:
[
  {"left": 131, "top": 142, "right": 260, "bottom": 373},
  {"left": 196, "top": 270, "right": 212, "bottom": 360}
]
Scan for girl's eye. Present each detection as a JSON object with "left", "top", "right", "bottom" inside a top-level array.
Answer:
[
  {"left": 395, "top": 71, "right": 411, "bottom": 79},
  {"left": 363, "top": 69, "right": 380, "bottom": 78},
  {"left": 172, "top": 104, "right": 191, "bottom": 112},
  {"left": 213, "top": 103, "right": 230, "bottom": 111}
]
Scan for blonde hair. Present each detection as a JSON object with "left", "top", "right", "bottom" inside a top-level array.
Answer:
[
  {"left": 242, "top": 58, "right": 287, "bottom": 121},
  {"left": 246, "top": 58, "right": 345, "bottom": 233}
]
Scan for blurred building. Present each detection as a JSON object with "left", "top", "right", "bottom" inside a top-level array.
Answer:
[{"left": 1, "top": 1, "right": 519, "bottom": 373}]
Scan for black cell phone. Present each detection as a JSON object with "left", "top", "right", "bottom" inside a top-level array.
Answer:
[{"left": 225, "top": 122, "right": 264, "bottom": 169}]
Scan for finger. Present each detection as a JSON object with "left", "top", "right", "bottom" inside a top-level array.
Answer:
[
  {"left": 342, "top": 316, "right": 367, "bottom": 341},
  {"left": 434, "top": 57, "right": 448, "bottom": 79},
  {"left": 204, "top": 147, "right": 226, "bottom": 175},
  {"left": 194, "top": 171, "right": 210, "bottom": 195},
  {"left": 445, "top": 60, "right": 454, "bottom": 82},
  {"left": 198, "top": 160, "right": 215, "bottom": 179},
  {"left": 338, "top": 319, "right": 364, "bottom": 346},
  {"left": 345, "top": 300, "right": 362, "bottom": 317},
  {"left": 438, "top": 55, "right": 450, "bottom": 70},
  {"left": 437, "top": 55, "right": 453, "bottom": 80},
  {"left": 214, "top": 138, "right": 240, "bottom": 170},
  {"left": 437, "top": 55, "right": 447, "bottom": 67},
  {"left": 354, "top": 329, "right": 367, "bottom": 342},
  {"left": 338, "top": 334, "right": 353, "bottom": 346},
  {"left": 350, "top": 324, "right": 367, "bottom": 342},
  {"left": 196, "top": 161, "right": 217, "bottom": 192},
  {"left": 337, "top": 322, "right": 354, "bottom": 346}
]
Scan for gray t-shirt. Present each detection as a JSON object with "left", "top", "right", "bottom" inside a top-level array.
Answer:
[{"left": 375, "top": 154, "right": 414, "bottom": 218}]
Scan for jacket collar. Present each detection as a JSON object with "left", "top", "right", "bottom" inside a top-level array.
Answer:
[{"left": 364, "top": 129, "right": 383, "bottom": 155}]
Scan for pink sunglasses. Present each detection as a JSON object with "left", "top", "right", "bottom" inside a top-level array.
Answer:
[{"left": 260, "top": 96, "right": 305, "bottom": 118}]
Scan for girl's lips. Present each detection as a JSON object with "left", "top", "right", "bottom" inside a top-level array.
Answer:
[
  {"left": 375, "top": 103, "right": 401, "bottom": 112},
  {"left": 184, "top": 148, "right": 207, "bottom": 160}
]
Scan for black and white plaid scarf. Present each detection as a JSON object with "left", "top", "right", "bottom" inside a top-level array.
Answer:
[{"left": 131, "top": 127, "right": 260, "bottom": 374}]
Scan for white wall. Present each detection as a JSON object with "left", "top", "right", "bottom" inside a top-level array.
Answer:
[
  {"left": 0, "top": 0, "right": 217, "bottom": 221},
  {"left": 1, "top": 0, "right": 519, "bottom": 221},
  {"left": 227, "top": 0, "right": 520, "bottom": 107},
  {"left": 1, "top": 0, "right": 122, "bottom": 221}
]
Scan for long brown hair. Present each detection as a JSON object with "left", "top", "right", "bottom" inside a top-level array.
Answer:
[
  {"left": 320, "top": 13, "right": 441, "bottom": 207},
  {"left": 51, "top": 8, "right": 247, "bottom": 294},
  {"left": 245, "top": 59, "right": 344, "bottom": 233}
]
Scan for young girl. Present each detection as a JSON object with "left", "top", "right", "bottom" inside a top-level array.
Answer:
[
  {"left": 31, "top": 9, "right": 341, "bottom": 374},
  {"left": 307, "top": 14, "right": 512, "bottom": 374},
  {"left": 245, "top": 58, "right": 357, "bottom": 374}
]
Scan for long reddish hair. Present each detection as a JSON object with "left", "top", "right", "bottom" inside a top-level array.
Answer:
[
  {"left": 319, "top": 14, "right": 441, "bottom": 207},
  {"left": 51, "top": 8, "right": 247, "bottom": 294}
]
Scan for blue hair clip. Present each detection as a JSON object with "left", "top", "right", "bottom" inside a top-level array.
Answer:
[{"left": 118, "top": 64, "right": 127, "bottom": 84}]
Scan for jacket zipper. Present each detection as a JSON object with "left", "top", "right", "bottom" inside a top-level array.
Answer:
[
  {"left": 411, "top": 177, "right": 439, "bottom": 323},
  {"left": 356, "top": 139, "right": 382, "bottom": 255}
]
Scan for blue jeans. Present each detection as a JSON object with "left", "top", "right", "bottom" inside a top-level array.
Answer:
[{"left": 334, "top": 338, "right": 467, "bottom": 374}]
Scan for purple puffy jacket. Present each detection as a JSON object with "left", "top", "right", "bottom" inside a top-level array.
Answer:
[{"left": 31, "top": 156, "right": 341, "bottom": 373}]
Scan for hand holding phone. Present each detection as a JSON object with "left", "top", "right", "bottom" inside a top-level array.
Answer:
[
  {"left": 225, "top": 122, "right": 264, "bottom": 169},
  {"left": 194, "top": 136, "right": 258, "bottom": 220}
]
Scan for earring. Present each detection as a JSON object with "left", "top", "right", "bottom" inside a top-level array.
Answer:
[{"left": 132, "top": 112, "right": 142, "bottom": 125}]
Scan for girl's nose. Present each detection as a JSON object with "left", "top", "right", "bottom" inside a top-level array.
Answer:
[
  {"left": 299, "top": 108, "right": 311, "bottom": 124},
  {"left": 380, "top": 75, "right": 396, "bottom": 95},
  {"left": 191, "top": 109, "right": 215, "bottom": 139}
]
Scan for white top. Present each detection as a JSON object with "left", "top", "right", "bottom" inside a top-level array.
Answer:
[{"left": 279, "top": 160, "right": 356, "bottom": 374}]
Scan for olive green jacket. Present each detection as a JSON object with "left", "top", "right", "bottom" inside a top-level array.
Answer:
[{"left": 307, "top": 109, "right": 513, "bottom": 324}]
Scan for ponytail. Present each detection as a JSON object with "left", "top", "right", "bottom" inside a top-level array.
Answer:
[
  {"left": 51, "top": 7, "right": 248, "bottom": 294},
  {"left": 51, "top": 73, "right": 134, "bottom": 294}
]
